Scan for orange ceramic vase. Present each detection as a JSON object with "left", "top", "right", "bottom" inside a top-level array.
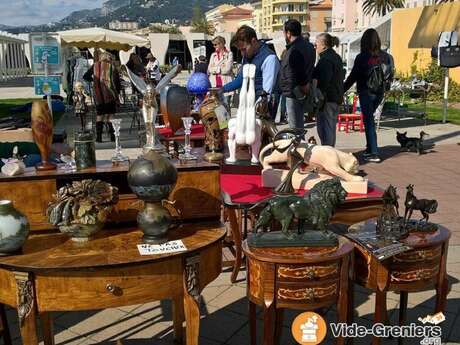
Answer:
[{"left": 31, "top": 101, "right": 56, "bottom": 171}]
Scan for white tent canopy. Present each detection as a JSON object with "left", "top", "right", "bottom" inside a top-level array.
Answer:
[{"left": 58, "top": 27, "right": 149, "bottom": 51}]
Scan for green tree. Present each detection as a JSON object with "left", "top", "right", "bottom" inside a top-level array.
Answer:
[{"left": 190, "top": 1, "right": 215, "bottom": 35}]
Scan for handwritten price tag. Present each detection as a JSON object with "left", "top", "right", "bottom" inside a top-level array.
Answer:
[{"left": 137, "top": 240, "right": 187, "bottom": 255}]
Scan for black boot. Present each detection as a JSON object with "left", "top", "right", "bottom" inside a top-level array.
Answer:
[
  {"left": 107, "top": 122, "right": 115, "bottom": 142},
  {"left": 96, "top": 121, "right": 103, "bottom": 143}
]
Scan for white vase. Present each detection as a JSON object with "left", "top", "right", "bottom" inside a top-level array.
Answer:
[{"left": 0, "top": 200, "right": 29, "bottom": 255}]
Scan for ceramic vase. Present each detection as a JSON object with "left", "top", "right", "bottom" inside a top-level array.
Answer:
[
  {"left": 0, "top": 200, "right": 30, "bottom": 255},
  {"left": 128, "top": 150, "right": 178, "bottom": 244},
  {"left": 31, "top": 100, "right": 56, "bottom": 171}
]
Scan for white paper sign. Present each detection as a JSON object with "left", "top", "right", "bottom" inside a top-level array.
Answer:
[
  {"left": 215, "top": 104, "right": 229, "bottom": 129},
  {"left": 137, "top": 240, "right": 187, "bottom": 255}
]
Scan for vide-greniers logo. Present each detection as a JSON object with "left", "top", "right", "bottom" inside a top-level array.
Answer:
[{"left": 291, "top": 312, "right": 327, "bottom": 344}]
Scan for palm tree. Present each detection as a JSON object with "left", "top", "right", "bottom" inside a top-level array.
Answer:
[
  {"left": 363, "top": 0, "right": 454, "bottom": 16},
  {"left": 362, "top": 0, "right": 405, "bottom": 16}
]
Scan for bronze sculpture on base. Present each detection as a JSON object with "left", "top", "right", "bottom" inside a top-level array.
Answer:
[
  {"left": 375, "top": 184, "right": 439, "bottom": 238},
  {"left": 403, "top": 184, "right": 438, "bottom": 232},
  {"left": 376, "top": 185, "right": 407, "bottom": 239},
  {"left": 199, "top": 89, "right": 225, "bottom": 162},
  {"left": 127, "top": 150, "right": 178, "bottom": 244},
  {"left": 31, "top": 101, "right": 56, "bottom": 171},
  {"left": 271, "top": 128, "right": 307, "bottom": 195},
  {"left": 248, "top": 178, "right": 347, "bottom": 247}
]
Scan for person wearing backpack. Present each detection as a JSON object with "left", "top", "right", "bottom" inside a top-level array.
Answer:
[
  {"left": 344, "top": 28, "right": 392, "bottom": 163},
  {"left": 312, "top": 33, "right": 344, "bottom": 147}
]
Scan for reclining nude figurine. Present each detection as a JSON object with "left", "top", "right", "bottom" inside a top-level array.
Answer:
[
  {"left": 226, "top": 64, "right": 262, "bottom": 164},
  {"left": 259, "top": 137, "right": 368, "bottom": 193}
]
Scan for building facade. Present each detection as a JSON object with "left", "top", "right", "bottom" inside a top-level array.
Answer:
[
  {"left": 332, "top": 0, "right": 437, "bottom": 32},
  {"left": 108, "top": 21, "right": 139, "bottom": 31},
  {"left": 256, "top": 0, "right": 310, "bottom": 34},
  {"left": 206, "top": 4, "right": 254, "bottom": 34},
  {"left": 252, "top": 1, "right": 263, "bottom": 33},
  {"left": 309, "top": 0, "right": 332, "bottom": 32}
]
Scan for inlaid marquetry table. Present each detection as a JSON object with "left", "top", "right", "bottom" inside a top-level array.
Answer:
[
  {"left": 348, "top": 220, "right": 451, "bottom": 345},
  {"left": 0, "top": 222, "right": 226, "bottom": 345},
  {"left": 243, "top": 236, "right": 354, "bottom": 345}
]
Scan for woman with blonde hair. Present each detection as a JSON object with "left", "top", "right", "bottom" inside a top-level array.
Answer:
[{"left": 208, "top": 36, "right": 233, "bottom": 103}]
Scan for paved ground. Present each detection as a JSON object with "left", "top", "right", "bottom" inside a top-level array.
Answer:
[{"left": 1, "top": 77, "right": 460, "bottom": 344}]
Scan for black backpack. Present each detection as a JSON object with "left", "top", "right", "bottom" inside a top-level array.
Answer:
[{"left": 367, "top": 63, "right": 384, "bottom": 94}]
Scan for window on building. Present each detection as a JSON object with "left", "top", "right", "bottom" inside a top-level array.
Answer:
[{"left": 288, "top": 4, "right": 294, "bottom": 11}]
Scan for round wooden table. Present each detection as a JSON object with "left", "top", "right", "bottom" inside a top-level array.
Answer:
[
  {"left": 0, "top": 222, "right": 226, "bottom": 345},
  {"left": 349, "top": 220, "right": 451, "bottom": 345},
  {"left": 243, "top": 236, "right": 354, "bottom": 345}
]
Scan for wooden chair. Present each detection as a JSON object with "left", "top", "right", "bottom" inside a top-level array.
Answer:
[
  {"left": 337, "top": 95, "right": 364, "bottom": 133},
  {"left": 0, "top": 304, "right": 12, "bottom": 345}
]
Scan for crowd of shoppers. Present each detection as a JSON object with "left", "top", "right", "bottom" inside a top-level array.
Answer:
[{"left": 217, "top": 21, "right": 393, "bottom": 163}]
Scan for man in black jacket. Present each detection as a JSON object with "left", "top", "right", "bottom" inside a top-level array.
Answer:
[
  {"left": 312, "top": 33, "right": 344, "bottom": 146},
  {"left": 279, "top": 19, "right": 316, "bottom": 130}
]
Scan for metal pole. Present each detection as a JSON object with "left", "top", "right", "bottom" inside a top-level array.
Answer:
[
  {"left": 42, "top": 33, "right": 53, "bottom": 118},
  {"left": 442, "top": 68, "right": 449, "bottom": 124}
]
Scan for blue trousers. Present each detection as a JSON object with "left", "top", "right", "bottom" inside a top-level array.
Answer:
[
  {"left": 359, "top": 92, "right": 383, "bottom": 155},
  {"left": 286, "top": 97, "right": 304, "bottom": 130},
  {"left": 317, "top": 102, "right": 339, "bottom": 147}
]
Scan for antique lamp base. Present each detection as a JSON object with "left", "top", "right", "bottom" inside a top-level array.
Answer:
[
  {"left": 204, "top": 151, "right": 224, "bottom": 162},
  {"left": 36, "top": 161, "right": 57, "bottom": 171},
  {"left": 247, "top": 230, "right": 338, "bottom": 248}
]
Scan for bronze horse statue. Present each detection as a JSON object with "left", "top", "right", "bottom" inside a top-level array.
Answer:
[{"left": 404, "top": 184, "right": 438, "bottom": 223}]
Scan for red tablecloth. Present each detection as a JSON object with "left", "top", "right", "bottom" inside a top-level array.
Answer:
[
  {"left": 221, "top": 173, "right": 383, "bottom": 205},
  {"left": 158, "top": 124, "right": 205, "bottom": 139}
]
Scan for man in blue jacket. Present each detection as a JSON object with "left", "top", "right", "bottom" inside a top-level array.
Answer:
[{"left": 222, "top": 25, "right": 280, "bottom": 104}]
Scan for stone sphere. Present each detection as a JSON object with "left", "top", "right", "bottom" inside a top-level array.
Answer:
[{"left": 186, "top": 72, "right": 211, "bottom": 95}]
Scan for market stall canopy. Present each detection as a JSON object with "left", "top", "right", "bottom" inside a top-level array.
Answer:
[
  {"left": 408, "top": 2, "right": 460, "bottom": 48},
  {"left": 58, "top": 27, "right": 149, "bottom": 51}
]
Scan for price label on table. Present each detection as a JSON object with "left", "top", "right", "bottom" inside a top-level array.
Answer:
[{"left": 137, "top": 240, "right": 187, "bottom": 255}]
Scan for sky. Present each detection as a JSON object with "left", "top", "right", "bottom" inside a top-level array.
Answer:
[{"left": 0, "top": 0, "right": 104, "bottom": 27}]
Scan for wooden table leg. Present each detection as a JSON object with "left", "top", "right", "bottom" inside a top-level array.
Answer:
[
  {"left": 435, "top": 242, "right": 449, "bottom": 313},
  {"left": 397, "top": 292, "right": 408, "bottom": 345},
  {"left": 372, "top": 290, "right": 387, "bottom": 345},
  {"left": 173, "top": 296, "right": 185, "bottom": 344},
  {"left": 274, "top": 308, "right": 284, "bottom": 345},
  {"left": 0, "top": 304, "right": 12, "bottom": 345},
  {"left": 249, "top": 300, "right": 257, "bottom": 345},
  {"left": 337, "top": 254, "right": 350, "bottom": 345},
  {"left": 262, "top": 301, "right": 275, "bottom": 345},
  {"left": 40, "top": 312, "right": 55, "bottom": 345},
  {"left": 227, "top": 207, "right": 242, "bottom": 283},
  {"left": 184, "top": 256, "right": 200, "bottom": 345},
  {"left": 14, "top": 272, "right": 39, "bottom": 345}
]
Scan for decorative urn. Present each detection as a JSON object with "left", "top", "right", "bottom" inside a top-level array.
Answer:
[
  {"left": 128, "top": 150, "right": 178, "bottom": 244},
  {"left": 46, "top": 180, "right": 119, "bottom": 242},
  {"left": 0, "top": 200, "right": 30, "bottom": 255}
]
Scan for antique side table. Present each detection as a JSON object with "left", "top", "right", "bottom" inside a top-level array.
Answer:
[
  {"left": 0, "top": 222, "right": 226, "bottom": 345},
  {"left": 349, "top": 220, "right": 451, "bottom": 345},
  {"left": 242, "top": 237, "right": 354, "bottom": 345},
  {"left": 222, "top": 172, "right": 384, "bottom": 283}
]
